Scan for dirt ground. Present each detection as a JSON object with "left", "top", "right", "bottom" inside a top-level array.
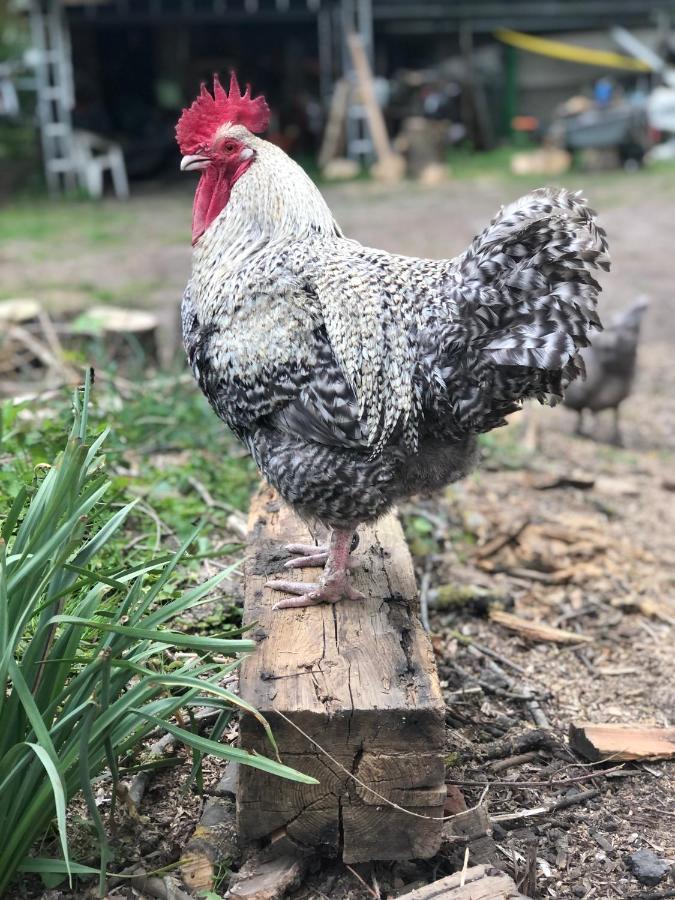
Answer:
[{"left": 4, "top": 168, "right": 674, "bottom": 899}]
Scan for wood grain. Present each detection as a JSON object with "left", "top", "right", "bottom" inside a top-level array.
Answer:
[{"left": 237, "top": 486, "right": 446, "bottom": 862}]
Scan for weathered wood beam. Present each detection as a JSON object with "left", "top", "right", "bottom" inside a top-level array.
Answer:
[{"left": 237, "top": 486, "right": 446, "bottom": 863}]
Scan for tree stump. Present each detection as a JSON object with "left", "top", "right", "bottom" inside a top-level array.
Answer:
[
  {"left": 65, "top": 305, "right": 160, "bottom": 367},
  {"left": 237, "top": 486, "right": 446, "bottom": 863}
]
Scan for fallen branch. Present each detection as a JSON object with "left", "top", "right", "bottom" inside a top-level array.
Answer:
[
  {"left": 489, "top": 609, "right": 593, "bottom": 645},
  {"left": 128, "top": 872, "right": 193, "bottom": 900},
  {"left": 127, "top": 731, "right": 177, "bottom": 813},
  {"left": 448, "top": 630, "right": 528, "bottom": 676},
  {"left": 474, "top": 518, "right": 530, "bottom": 560},
  {"left": 490, "top": 787, "right": 600, "bottom": 824},
  {"left": 447, "top": 763, "right": 626, "bottom": 790}
]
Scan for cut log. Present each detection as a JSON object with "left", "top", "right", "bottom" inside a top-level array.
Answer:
[
  {"left": 237, "top": 486, "right": 446, "bottom": 863},
  {"left": 0, "top": 298, "right": 43, "bottom": 324},
  {"left": 569, "top": 723, "right": 675, "bottom": 762},
  {"left": 396, "top": 864, "right": 527, "bottom": 899},
  {"left": 489, "top": 609, "right": 593, "bottom": 644},
  {"left": 180, "top": 797, "right": 240, "bottom": 894},
  {"left": 66, "top": 305, "right": 160, "bottom": 365}
]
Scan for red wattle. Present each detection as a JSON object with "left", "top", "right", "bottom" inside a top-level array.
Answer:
[{"left": 192, "top": 169, "right": 231, "bottom": 245}]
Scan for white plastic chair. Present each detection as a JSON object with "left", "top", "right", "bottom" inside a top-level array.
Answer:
[{"left": 72, "top": 129, "right": 130, "bottom": 199}]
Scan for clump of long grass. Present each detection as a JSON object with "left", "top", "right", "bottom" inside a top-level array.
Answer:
[{"left": 0, "top": 376, "right": 315, "bottom": 897}]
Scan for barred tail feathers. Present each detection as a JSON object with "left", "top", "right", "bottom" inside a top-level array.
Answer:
[
  {"left": 435, "top": 189, "right": 609, "bottom": 434},
  {"left": 463, "top": 187, "right": 608, "bottom": 390},
  {"left": 466, "top": 187, "right": 608, "bottom": 365}
]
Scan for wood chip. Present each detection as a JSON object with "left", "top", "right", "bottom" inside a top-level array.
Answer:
[
  {"left": 569, "top": 723, "right": 675, "bottom": 762},
  {"left": 227, "top": 852, "right": 307, "bottom": 900},
  {"left": 489, "top": 609, "right": 593, "bottom": 644}
]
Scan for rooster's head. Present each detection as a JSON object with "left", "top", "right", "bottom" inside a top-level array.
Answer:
[{"left": 176, "top": 73, "right": 270, "bottom": 245}]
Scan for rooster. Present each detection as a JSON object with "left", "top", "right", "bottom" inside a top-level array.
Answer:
[{"left": 178, "top": 75, "right": 609, "bottom": 609}]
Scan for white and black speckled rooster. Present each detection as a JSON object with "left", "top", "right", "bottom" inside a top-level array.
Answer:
[{"left": 178, "top": 75, "right": 610, "bottom": 610}]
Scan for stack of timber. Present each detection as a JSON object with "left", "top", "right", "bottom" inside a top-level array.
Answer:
[{"left": 237, "top": 486, "right": 446, "bottom": 863}]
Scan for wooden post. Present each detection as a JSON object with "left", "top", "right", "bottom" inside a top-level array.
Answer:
[
  {"left": 346, "top": 32, "right": 405, "bottom": 182},
  {"left": 237, "top": 486, "right": 446, "bottom": 863}
]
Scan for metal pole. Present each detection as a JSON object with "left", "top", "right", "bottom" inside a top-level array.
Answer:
[{"left": 318, "top": 5, "right": 334, "bottom": 110}]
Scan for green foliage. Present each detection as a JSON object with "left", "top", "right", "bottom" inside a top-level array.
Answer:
[
  {"left": 0, "top": 377, "right": 315, "bottom": 897},
  {"left": 0, "top": 373, "right": 258, "bottom": 591}
]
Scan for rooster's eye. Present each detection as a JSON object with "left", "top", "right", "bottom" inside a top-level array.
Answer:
[{"left": 224, "top": 142, "right": 236, "bottom": 153}]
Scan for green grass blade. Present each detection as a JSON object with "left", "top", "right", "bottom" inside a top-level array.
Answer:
[
  {"left": 78, "top": 702, "right": 109, "bottom": 898},
  {"left": 131, "top": 712, "right": 319, "bottom": 785},
  {"left": 49, "top": 617, "right": 255, "bottom": 653},
  {"left": 17, "top": 859, "right": 99, "bottom": 876},
  {"left": 141, "top": 673, "right": 279, "bottom": 758},
  {"left": 20, "top": 744, "right": 71, "bottom": 886}
]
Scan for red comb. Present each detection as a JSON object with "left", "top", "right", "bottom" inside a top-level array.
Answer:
[{"left": 176, "top": 73, "right": 270, "bottom": 153}]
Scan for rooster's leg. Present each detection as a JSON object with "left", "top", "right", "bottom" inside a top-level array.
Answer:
[
  {"left": 575, "top": 409, "right": 586, "bottom": 436},
  {"left": 610, "top": 407, "right": 624, "bottom": 447},
  {"left": 268, "top": 528, "right": 364, "bottom": 610}
]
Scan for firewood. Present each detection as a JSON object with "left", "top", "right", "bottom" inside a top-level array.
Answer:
[
  {"left": 396, "top": 863, "right": 528, "bottom": 899},
  {"left": 180, "top": 797, "right": 240, "bottom": 893},
  {"left": 227, "top": 850, "right": 308, "bottom": 900},
  {"left": 237, "top": 486, "right": 446, "bottom": 864},
  {"left": 489, "top": 609, "right": 593, "bottom": 644},
  {"left": 569, "top": 723, "right": 675, "bottom": 762},
  {"left": 442, "top": 803, "right": 499, "bottom": 866}
]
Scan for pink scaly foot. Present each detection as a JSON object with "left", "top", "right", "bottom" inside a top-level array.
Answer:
[{"left": 268, "top": 528, "right": 364, "bottom": 609}]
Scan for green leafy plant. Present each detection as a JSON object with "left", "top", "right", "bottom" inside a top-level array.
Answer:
[{"left": 0, "top": 376, "right": 316, "bottom": 897}]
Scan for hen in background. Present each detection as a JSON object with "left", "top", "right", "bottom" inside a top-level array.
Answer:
[
  {"left": 564, "top": 297, "right": 648, "bottom": 445},
  {"left": 178, "top": 75, "right": 609, "bottom": 609}
]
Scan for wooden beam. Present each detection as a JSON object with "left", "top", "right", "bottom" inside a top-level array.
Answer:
[
  {"left": 569, "top": 723, "right": 675, "bottom": 762},
  {"left": 346, "top": 32, "right": 405, "bottom": 182},
  {"left": 237, "top": 486, "right": 446, "bottom": 863}
]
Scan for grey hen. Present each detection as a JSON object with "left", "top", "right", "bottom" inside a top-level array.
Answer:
[{"left": 564, "top": 297, "right": 648, "bottom": 445}]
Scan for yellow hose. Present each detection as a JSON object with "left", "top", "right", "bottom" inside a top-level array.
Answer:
[{"left": 495, "top": 28, "right": 652, "bottom": 72}]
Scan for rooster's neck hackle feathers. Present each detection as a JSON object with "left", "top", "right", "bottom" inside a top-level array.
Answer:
[
  {"left": 192, "top": 129, "right": 340, "bottom": 286},
  {"left": 176, "top": 73, "right": 270, "bottom": 154}
]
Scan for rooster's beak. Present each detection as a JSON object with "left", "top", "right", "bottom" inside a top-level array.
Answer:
[{"left": 180, "top": 155, "right": 210, "bottom": 172}]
